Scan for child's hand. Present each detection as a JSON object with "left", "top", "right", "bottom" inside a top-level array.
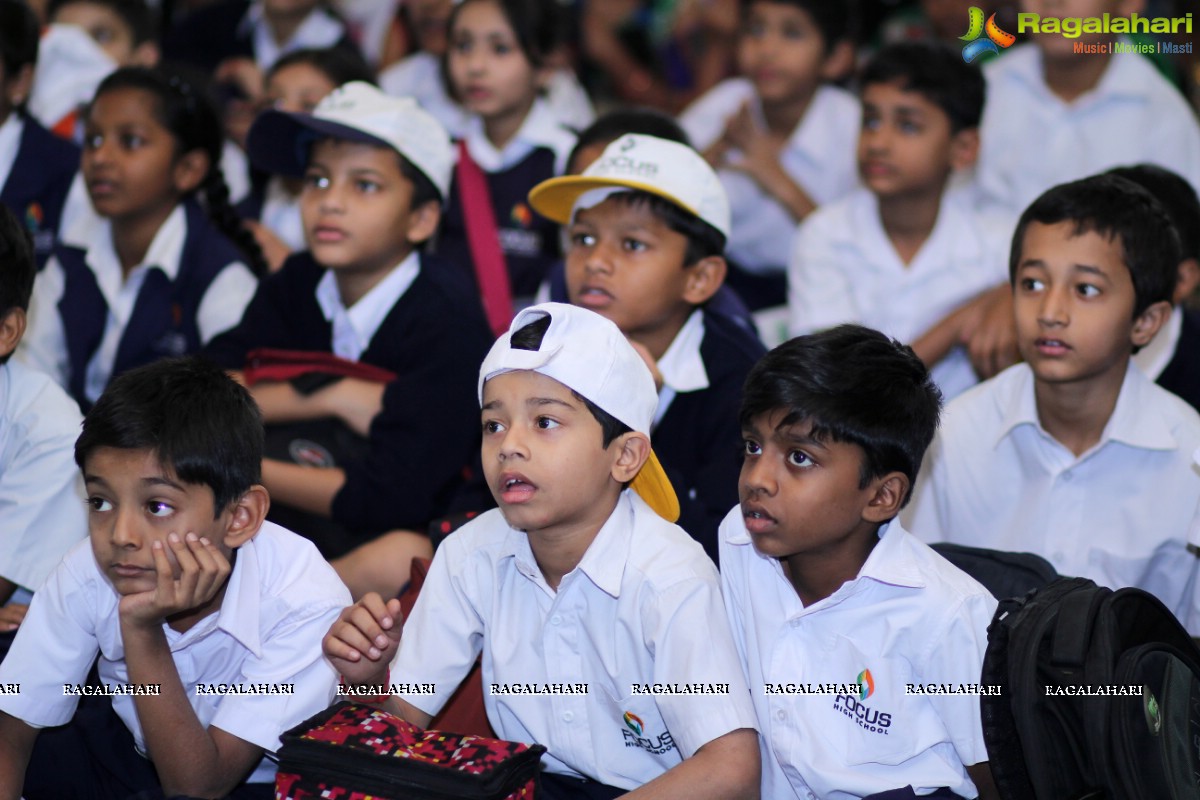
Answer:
[
  {"left": 722, "top": 102, "right": 785, "bottom": 186},
  {"left": 322, "top": 593, "right": 404, "bottom": 686},
  {"left": 0, "top": 603, "right": 27, "bottom": 633},
  {"left": 118, "top": 533, "right": 231, "bottom": 628},
  {"left": 244, "top": 220, "right": 293, "bottom": 273}
]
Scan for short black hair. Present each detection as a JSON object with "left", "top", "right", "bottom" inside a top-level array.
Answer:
[
  {"left": 507, "top": 313, "right": 632, "bottom": 448},
  {"left": 0, "top": 0, "right": 39, "bottom": 79},
  {"left": 267, "top": 46, "right": 375, "bottom": 88},
  {"left": 739, "top": 0, "right": 855, "bottom": 50},
  {"left": 601, "top": 190, "right": 726, "bottom": 267},
  {"left": 48, "top": 0, "right": 157, "bottom": 45},
  {"left": 1009, "top": 174, "right": 1180, "bottom": 319},
  {"left": 0, "top": 204, "right": 34, "bottom": 365},
  {"left": 860, "top": 42, "right": 985, "bottom": 133},
  {"left": 567, "top": 109, "right": 691, "bottom": 172},
  {"left": 75, "top": 357, "right": 264, "bottom": 517},
  {"left": 740, "top": 324, "right": 942, "bottom": 508},
  {"left": 1106, "top": 164, "right": 1200, "bottom": 265}
]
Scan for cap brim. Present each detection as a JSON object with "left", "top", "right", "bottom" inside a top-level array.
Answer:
[
  {"left": 246, "top": 109, "right": 393, "bottom": 178},
  {"left": 528, "top": 175, "right": 701, "bottom": 226},
  {"left": 631, "top": 449, "right": 680, "bottom": 523}
]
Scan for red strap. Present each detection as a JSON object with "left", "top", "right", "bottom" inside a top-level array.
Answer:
[
  {"left": 242, "top": 348, "right": 398, "bottom": 386},
  {"left": 455, "top": 140, "right": 513, "bottom": 337}
]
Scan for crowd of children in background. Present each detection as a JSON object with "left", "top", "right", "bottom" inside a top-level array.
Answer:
[{"left": 0, "top": 0, "right": 1199, "bottom": 797}]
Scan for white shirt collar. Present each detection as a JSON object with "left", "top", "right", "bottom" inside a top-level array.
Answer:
[
  {"left": 995, "top": 361, "right": 1180, "bottom": 453},
  {"left": 241, "top": 1, "right": 344, "bottom": 69},
  {"left": 1003, "top": 41, "right": 1147, "bottom": 106},
  {"left": 315, "top": 251, "right": 420, "bottom": 361},
  {"left": 657, "top": 309, "right": 709, "bottom": 394},
  {"left": 463, "top": 98, "right": 563, "bottom": 173},
  {"left": 88, "top": 204, "right": 188, "bottom": 297},
  {"left": 786, "top": 86, "right": 859, "bottom": 166},
  {"left": 0, "top": 113, "right": 23, "bottom": 192},
  {"left": 210, "top": 536, "right": 264, "bottom": 657},
  {"left": 1133, "top": 304, "right": 1182, "bottom": 382}
]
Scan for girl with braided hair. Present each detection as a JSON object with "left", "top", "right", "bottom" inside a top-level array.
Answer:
[{"left": 19, "top": 65, "right": 265, "bottom": 410}]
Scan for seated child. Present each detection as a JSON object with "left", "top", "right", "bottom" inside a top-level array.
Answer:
[
  {"left": 205, "top": 82, "right": 493, "bottom": 598},
  {"left": 324, "top": 303, "right": 761, "bottom": 800},
  {"left": 680, "top": 0, "right": 858, "bottom": 309},
  {"left": 0, "top": 0, "right": 81, "bottom": 266},
  {"left": 976, "top": 0, "right": 1200, "bottom": 215},
  {"left": 904, "top": 174, "right": 1200, "bottom": 633},
  {"left": 18, "top": 66, "right": 265, "bottom": 411},
  {"left": 1110, "top": 164, "right": 1200, "bottom": 414},
  {"left": 721, "top": 324, "right": 998, "bottom": 800},
  {"left": 530, "top": 132, "right": 766, "bottom": 561},
  {"left": 0, "top": 356, "right": 350, "bottom": 799},
  {"left": 0, "top": 205, "right": 85, "bottom": 643},
  {"left": 48, "top": 0, "right": 160, "bottom": 67},
  {"left": 787, "top": 42, "right": 1013, "bottom": 401}
]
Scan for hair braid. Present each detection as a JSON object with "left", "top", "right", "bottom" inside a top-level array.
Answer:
[{"left": 202, "top": 166, "right": 268, "bottom": 277}]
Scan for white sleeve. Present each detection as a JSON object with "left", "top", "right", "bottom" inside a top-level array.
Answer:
[
  {"left": 902, "top": 433, "right": 949, "bottom": 543},
  {"left": 924, "top": 591, "right": 997, "bottom": 767},
  {"left": 786, "top": 209, "right": 860, "bottom": 338},
  {"left": 196, "top": 262, "right": 257, "bottom": 343},
  {"left": 15, "top": 259, "right": 70, "bottom": 390},
  {"left": 678, "top": 80, "right": 750, "bottom": 152}
]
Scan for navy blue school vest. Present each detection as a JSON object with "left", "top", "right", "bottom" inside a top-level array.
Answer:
[
  {"left": 55, "top": 200, "right": 245, "bottom": 408},
  {"left": 0, "top": 114, "right": 80, "bottom": 268},
  {"left": 438, "top": 144, "right": 562, "bottom": 299}
]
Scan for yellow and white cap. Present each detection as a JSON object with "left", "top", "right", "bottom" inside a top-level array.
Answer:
[{"left": 528, "top": 133, "right": 730, "bottom": 238}]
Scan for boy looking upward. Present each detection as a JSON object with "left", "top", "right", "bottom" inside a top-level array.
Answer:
[
  {"left": 905, "top": 174, "right": 1200, "bottom": 633},
  {"left": 721, "top": 325, "right": 998, "bottom": 800},
  {"left": 325, "top": 303, "right": 761, "bottom": 800}
]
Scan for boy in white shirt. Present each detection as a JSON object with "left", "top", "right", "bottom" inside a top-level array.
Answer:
[
  {"left": 0, "top": 356, "right": 350, "bottom": 799},
  {"left": 787, "top": 42, "right": 1014, "bottom": 400},
  {"left": 679, "top": 0, "right": 857, "bottom": 308},
  {"left": 324, "top": 303, "right": 761, "bottom": 800},
  {"left": 721, "top": 324, "right": 998, "bottom": 800},
  {"left": 975, "top": 0, "right": 1200, "bottom": 215},
  {"left": 904, "top": 174, "right": 1200, "bottom": 633}
]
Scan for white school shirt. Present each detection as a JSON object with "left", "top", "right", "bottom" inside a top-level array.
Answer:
[
  {"left": 0, "top": 522, "right": 350, "bottom": 783},
  {"left": 240, "top": 1, "right": 345, "bottom": 71},
  {"left": 0, "top": 360, "right": 86, "bottom": 593},
  {"left": 680, "top": 79, "right": 860, "bottom": 275},
  {"left": 259, "top": 176, "right": 305, "bottom": 253},
  {"left": 904, "top": 361, "right": 1200, "bottom": 633},
  {"left": 787, "top": 187, "right": 1012, "bottom": 400},
  {"left": 462, "top": 98, "right": 576, "bottom": 176},
  {"left": 315, "top": 250, "right": 419, "bottom": 361},
  {"left": 719, "top": 511, "right": 994, "bottom": 800},
  {"left": 975, "top": 43, "right": 1200, "bottom": 215},
  {"left": 653, "top": 308, "right": 709, "bottom": 428},
  {"left": 379, "top": 52, "right": 594, "bottom": 140},
  {"left": 17, "top": 205, "right": 257, "bottom": 404},
  {"left": 390, "top": 490, "right": 759, "bottom": 790}
]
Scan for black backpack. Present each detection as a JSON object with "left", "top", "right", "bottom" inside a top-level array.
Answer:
[{"left": 981, "top": 576, "right": 1200, "bottom": 799}]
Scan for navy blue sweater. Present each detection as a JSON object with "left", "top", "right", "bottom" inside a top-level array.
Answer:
[{"left": 1, "top": 114, "right": 79, "bottom": 268}]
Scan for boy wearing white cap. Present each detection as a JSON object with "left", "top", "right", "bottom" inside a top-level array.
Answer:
[
  {"left": 205, "top": 82, "right": 493, "bottom": 598},
  {"left": 324, "top": 302, "right": 761, "bottom": 800},
  {"left": 529, "top": 133, "right": 766, "bottom": 564}
]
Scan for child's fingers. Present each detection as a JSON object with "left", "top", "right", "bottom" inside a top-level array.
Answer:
[
  {"left": 383, "top": 599, "right": 405, "bottom": 642},
  {"left": 151, "top": 540, "right": 176, "bottom": 598},
  {"left": 326, "top": 619, "right": 380, "bottom": 662},
  {"left": 169, "top": 532, "right": 200, "bottom": 600},
  {"left": 358, "top": 593, "right": 398, "bottom": 631}
]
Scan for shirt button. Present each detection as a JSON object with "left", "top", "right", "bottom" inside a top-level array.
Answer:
[
  {"left": 562, "top": 711, "right": 574, "bottom": 722},
  {"left": 550, "top": 614, "right": 562, "bottom": 626},
  {"left": 776, "top": 709, "right": 786, "bottom": 722}
]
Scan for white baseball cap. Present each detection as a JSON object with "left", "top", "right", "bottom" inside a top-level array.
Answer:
[
  {"left": 246, "top": 82, "right": 453, "bottom": 201},
  {"left": 528, "top": 133, "right": 730, "bottom": 239},
  {"left": 479, "top": 302, "right": 680, "bottom": 522}
]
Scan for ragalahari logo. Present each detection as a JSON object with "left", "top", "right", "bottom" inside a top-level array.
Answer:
[
  {"left": 857, "top": 669, "right": 875, "bottom": 701},
  {"left": 960, "top": 7, "right": 1016, "bottom": 62}
]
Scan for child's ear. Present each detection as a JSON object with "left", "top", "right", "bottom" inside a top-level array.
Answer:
[
  {"left": 948, "top": 127, "right": 980, "bottom": 172},
  {"left": 131, "top": 41, "right": 161, "bottom": 67},
  {"left": 861, "top": 471, "right": 910, "bottom": 524},
  {"left": 682, "top": 255, "right": 727, "bottom": 306},
  {"left": 1131, "top": 299, "right": 1173, "bottom": 349},
  {"left": 610, "top": 432, "right": 652, "bottom": 484},
  {"left": 172, "top": 148, "right": 211, "bottom": 196},
  {"left": 0, "top": 308, "right": 26, "bottom": 360},
  {"left": 405, "top": 200, "right": 442, "bottom": 245},
  {"left": 819, "top": 40, "right": 856, "bottom": 82},
  {"left": 6, "top": 63, "right": 34, "bottom": 108},
  {"left": 1173, "top": 258, "right": 1200, "bottom": 306},
  {"left": 221, "top": 485, "right": 270, "bottom": 549}
]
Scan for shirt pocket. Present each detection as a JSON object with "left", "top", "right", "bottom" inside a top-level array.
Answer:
[{"left": 590, "top": 687, "right": 682, "bottom": 785}]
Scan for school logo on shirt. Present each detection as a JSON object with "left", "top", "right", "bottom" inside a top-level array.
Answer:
[
  {"left": 621, "top": 710, "right": 676, "bottom": 755},
  {"left": 857, "top": 669, "right": 875, "bottom": 701},
  {"left": 510, "top": 202, "right": 534, "bottom": 229},
  {"left": 832, "top": 667, "right": 892, "bottom": 735},
  {"left": 960, "top": 8, "right": 1016, "bottom": 62}
]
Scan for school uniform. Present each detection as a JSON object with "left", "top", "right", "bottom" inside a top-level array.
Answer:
[
  {"left": 379, "top": 52, "right": 594, "bottom": 140},
  {"left": 787, "top": 187, "right": 1012, "bottom": 400},
  {"left": 680, "top": 79, "right": 860, "bottom": 277},
  {"left": 437, "top": 100, "right": 576, "bottom": 300},
  {"left": 0, "top": 360, "right": 86, "bottom": 598},
  {"left": 0, "top": 521, "right": 350, "bottom": 787},
  {"left": 391, "top": 490, "right": 759, "bottom": 791},
  {"left": 17, "top": 201, "right": 257, "bottom": 409},
  {"left": 0, "top": 112, "right": 80, "bottom": 267},
  {"left": 976, "top": 43, "right": 1200, "bottom": 215},
  {"left": 651, "top": 308, "right": 766, "bottom": 562},
  {"left": 904, "top": 361, "right": 1200, "bottom": 633},
  {"left": 203, "top": 250, "right": 493, "bottom": 540},
  {"left": 1136, "top": 306, "right": 1200, "bottom": 414},
  {"left": 719, "top": 511, "right": 995, "bottom": 800}
]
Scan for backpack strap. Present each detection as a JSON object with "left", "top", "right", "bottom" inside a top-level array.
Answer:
[{"left": 455, "top": 140, "right": 513, "bottom": 337}]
